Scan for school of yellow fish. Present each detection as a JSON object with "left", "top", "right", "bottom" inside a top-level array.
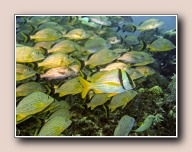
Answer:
[{"left": 16, "top": 16, "right": 176, "bottom": 136}]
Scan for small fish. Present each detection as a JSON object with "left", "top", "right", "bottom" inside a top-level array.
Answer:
[
  {"left": 117, "top": 51, "right": 154, "bottom": 66},
  {"left": 125, "top": 67, "right": 143, "bottom": 80},
  {"left": 87, "top": 94, "right": 110, "bottom": 110},
  {"left": 16, "top": 64, "right": 36, "bottom": 81},
  {"left": 17, "top": 24, "right": 35, "bottom": 35},
  {"left": 132, "top": 40, "right": 145, "bottom": 51},
  {"left": 38, "top": 116, "right": 72, "bottom": 136},
  {"left": 34, "top": 41, "right": 58, "bottom": 50},
  {"left": 38, "top": 53, "right": 74, "bottom": 70},
  {"left": 96, "top": 26, "right": 116, "bottom": 36},
  {"left": 121, "top": 24, "right": 136, "bottom": 33},
  {"left": 78, "top": 69, "right": 135, "bottom": 98},
  {"left": 89, "top": 16, "right": 112, "bottom": 26},
  {"left": 124, "top": 35, "right": 140, "bottom": 46},
  {"left": 163, "top": 29, "right": 176, "bottom": 39},
  {"left": 48, "top": 40, "right": 84, "bottom": 54},
  {"left": 135, "top": 115, "right": 155, "bottom": 132},
  {"left": 30, "top": 28, "right": 63, "bottom": 42},
  {"left": 60, "top": 16, "right": 78, "bottom": 26},
  {"left": 137, "top": 18, "right": 164, "bottom": 32},
  {"left": 55, "top": 77, "right": 83, "bottom": 97},
  {"left": 78, "top": 17, "right": 102, "bottom": 28},
  {"left": 107, "top": 36, "right": 122, "bottom": 44},
  {"left": 37, "top": 22, "right": 65, "bottom": 33},
  {"left": 85, "top": 49, "right": 122, "bottom": 68},
  {"left": 135, "top": 66, "right": 155, "bottom": 77},
  {"left": 51, "top": 100, "right": 71, "bottom": 113},
  {"left": 109, "top": 16, "right": 125, "bottom": 26},
  {"left": 27, "top": 16, "right": 50, "bottom": 26},
  {"left": 16, "top": 82, "right": 46, "bottom": 97},
  {"left": 16, "top": 92, "right": 55, "bottom": 124},
  {"left": 108, "top": 90, "right": 137, "bottom": 112},
  {"left": 111, "top": 43, "right": 126, "bottom": 50},
  {"left": 100, "top": 62, "right": 128, "bottom": 71},
  {"left": 40, "top": 99, "right": 60, "bottom": 113},
  {"left": 16, "top": 46, "right": 44, "bottom": 63},
  {"left": 47, "top": 109, "right": 72, "bottom": 121},
  {"left": 40, "top": 66, "right": 79, "bottom": 80},
  {"left": 147, "top": 38, "right": 176, "bottom": 52},
  {"left": 63, "top": 29, "right": 92, "bottom": 40},
  {"left": 84, "top": 37, "right": 111, "bottom": 53},
  {"left": 114, "top": 115, "right": 135, "bottom": 136}
]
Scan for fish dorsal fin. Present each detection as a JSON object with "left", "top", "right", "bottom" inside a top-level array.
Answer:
[
  {"left": 139, "top": 21, "right": 144, "bottom": 26},
  {"left": 37, "top": 22, "right": 45, "bottom": 28},
  {"left": 38, "top": 47, "right": 48, "bottom": 56},
  {"left": 49, "top": 42, "right": 58, "bottom": 49},
  {"left": 58, "top": 80, "right": 66, "bottom": 88},
  {"left": 119, "top": 51, "right": 127, "bottom": 57},
  {"left": 87, "top": 53, "right": 94, "bottom": 60},
  {"left": 149, "top": 38, "right": 158, "bottom": 44}
]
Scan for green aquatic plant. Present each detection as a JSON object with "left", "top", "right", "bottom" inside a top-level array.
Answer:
[{"left": 149, "top": 86, "right": 163, "bottom": 95}]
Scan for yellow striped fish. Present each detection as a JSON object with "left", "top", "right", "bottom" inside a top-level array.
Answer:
[{"left": 78, "top": 69, "right": 135, "bottom": 98}]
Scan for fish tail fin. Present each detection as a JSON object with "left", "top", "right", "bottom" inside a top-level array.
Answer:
[
  {"left": 146, "top": 44, "right": 150, "bottom": 49},
  {"left": 136, "top": 27, "right": 144, "bottom": 32},
  {"left": 38, "top": 47, "right": 48, "bottom": 56},
  {"left": 116, "top": 26, "right": 121, "bottom": 32},
  {"left": 78, "top": 76, "right": 91, "bottom": 98},
  {"left": 30, "top": 35, "right": 36, "bottom": 40},
  {"left": 37, "top": 62, "right": 43, "bottom": 67},
  {"left": 84, "top": 61, "right": 89, "bottom": 66},
  {"left": 21, "top": 32, "right": 30, "bottom": 43},
  {"left": 132, "top": 25, "right": 136, "bottom": 33}
]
